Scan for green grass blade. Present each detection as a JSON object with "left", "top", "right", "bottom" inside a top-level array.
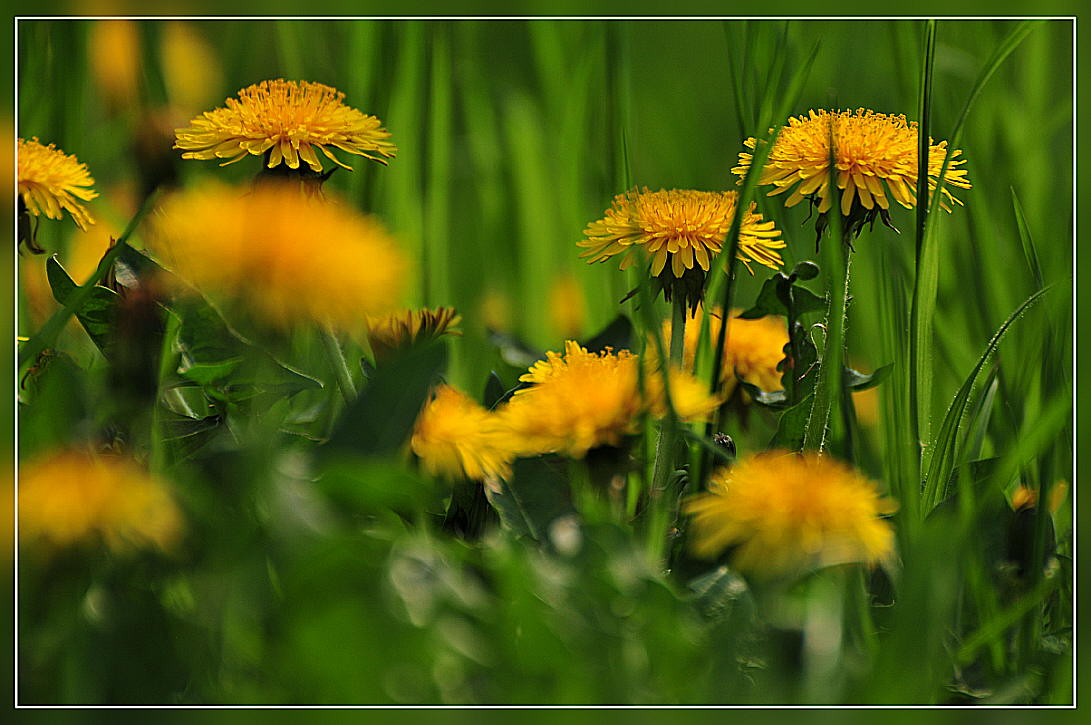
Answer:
[{"left": 922, "top": 286, "right": 1051, "bottom": 513}]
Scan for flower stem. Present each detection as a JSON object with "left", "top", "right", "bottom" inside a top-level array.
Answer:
[
  {"left": 648, "top": 296, "right": 687, "bottom": 535},
  {"left": 803, "top": 240, "right": 852, "bottom": 452},
  {"left": 319, "top": 325, "right": 357, "bottom": 403}
]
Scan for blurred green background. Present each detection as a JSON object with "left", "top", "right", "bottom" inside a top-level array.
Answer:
[{"left": 9, "top": 14, "right": 1079, "bottom": 708}]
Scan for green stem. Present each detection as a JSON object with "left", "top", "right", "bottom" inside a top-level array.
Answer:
[
  {"left": 649, "top": 296, "right": 687, "bottom": 502},
  {"left": 19, "top": 191, "right": 159, "bottom": 370},
  {"left": 803, "top": 241, "right": 851, "bottom": 452},
  {"left": 319, "top": 325, "right": 357, "bottom": 403}
]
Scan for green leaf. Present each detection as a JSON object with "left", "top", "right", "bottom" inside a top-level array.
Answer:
[
  {"left": 738, "top": 272, "right": 825, "bottom": 320},
  {"left": 687, "top": 565, "right": 753, "bottom": 623},
  {"left": 318, "top": 457, "right": 437, "bottom": 514},
  {"left": 738, "top": 381, "right": 787, "bottom": 409},
  {"left": 781, "top": 320, "right": 820, "bottom": 403},
  {"left": 45, "top": 255, "right": 120, "bottom": 356},
  {"left": 770, "top": 393, "right": 814, "bottom": 451},
  {"left": 922, "top": 287, "right": 1050, "bottom": 512},
  {"left": 486, "top": 455, "right": 575, "bottom": 543},
  {"left": 160, "top": 412, "right": 225, "bottom": 462},
  {"left": 325, "top": 340, "right": 447, "bottom": 457},
  {"left": 174, "top": 300, "right": 321, "bottom": 400},
  {"left": 582, "top": 314, "right": 633, "bottom": 352},
  {"left": 483, "top": 371, "right": 507, "bottom": 408},
  {"left": 845, "top": 363, "right": 894, "bottom": 392}
]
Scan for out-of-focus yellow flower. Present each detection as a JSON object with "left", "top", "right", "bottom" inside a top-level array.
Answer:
[
  {"left": 579, "top": 188, "right": 784, "bottom": 278},
  {"left": 480, "top": 288, "right": 512, "bottom": 332},
  {"left": 412, "top": 385, "right": 516, "bottom": 481},
  {"left": 684, "top": 450, "right": 895, "bottom": 577},
  {"left": 733, "top": 108, "right": 971, "bottom": 217},
  {"left": 18, "top": 138, "right": 98, "bottom": 231},
  {"left": 662, "top": 306, "right": 788, "bottom": 397},
  {"left": 88, "top": 20, "right": 141, "bottom": 109},
  {"left": 644, "top": 366, "right": 723, "bottom": 421},
  {"left": 19, "top": 449, "right": 183, "bottom": 554},
  {"left": 175, "top": 79, "right": 396, "bottom": 171},
  {"left": 367, "top": 307, "right": 461, "bottom": 360},
  {"left": 548, "top": 273, "right": 586, "bottom": 339},
  {"left": 148, "top": 181, "right": 408, "bottom": 330},
  {"left": 159, "top": 22, "right": 223, "bottom": 112},
  {"left": 1011, "top": 481, "right": 1068, "bottom": 513},
  {"left": 498, "top": 341, "right": 719, "bottom": 459}
]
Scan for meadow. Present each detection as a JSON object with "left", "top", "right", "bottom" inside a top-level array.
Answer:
[{"left": 14, "top": 18, "right": 1074, "bottom": 704}]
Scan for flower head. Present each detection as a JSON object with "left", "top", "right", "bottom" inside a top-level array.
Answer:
[
  {"left": 733, "top": 109, "right": 970, "bottom": 236},
  {"left": 18, "top": 138, "right": 98, "bottom": 232},
  {"left": 498, "top": 341, "right": 719, "bottom": 459},
  {"left": 684, "top": 451, "right": 895, "bottom": 576},
  {"left": 411, "top": 385, "right": 515, "bottom": 481},
  {"left": 149, "top": 181, "right": 408, "bottom": 330},
  {"left": 579, "top": 188, "right": 784, "bottom": 278},
  {"left": 663, "top": 306, "right": 788, "bottom": 397},
  {"left": 367, "top": 307, "right": 461, "bottom": 361},
  {"left": 174, "top": 79, "right": 396, "bottom": 172},
  {"left": 19, "top": 449, "right": 183, "bottom": 554}
]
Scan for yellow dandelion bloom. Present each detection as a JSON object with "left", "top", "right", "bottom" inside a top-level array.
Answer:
[
  {"left": 174, "top": 79, "right": 396, "bottom": 171},
  {"left": 684, "top": 451, "right": 896, "bottom": 576},
  {"left": 18, "top": 138, "right": 98, "bottom": 231},
  {"left": 500, "top": 342, "right": 644, "bottom": 458},
  {"left": 663, "top": 306, "right": 788, "bottom": 396},
  {"left": 19, "top": 449, "right": 183, "bottom": 554},
  {"left": 367, "top": 307, "right": 462, "bottom": 360},
  {"left": 411, "top": 385, "right": 515, "bottom": 481},
  {"left": 733, "top": 108, "right": 971, "bottom": 218},
  {"left": 499, "top": 341, "right": 719, "bottom": 459},
  {"left": 579, "top": 188, "right": 785, "bottom": 278},
  {"left": 149, "top": 181, "right": 408, "bottom": 330}
]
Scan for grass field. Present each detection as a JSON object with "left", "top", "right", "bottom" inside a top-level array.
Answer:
[{"left": 13, "top": 18, "right": 1074, "bottom": 704}]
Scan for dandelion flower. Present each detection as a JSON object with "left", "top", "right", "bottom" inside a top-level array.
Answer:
[
  {"left": 733, "top": 108, "right": 970, "bottom": 224},
  {"left": 18, "top": 138, "right": 98, "bottom": 232},
  {"left": 88, "top": 20, "right": 140, "bottom": 108},
  {"left": 367, "top": 307, "right": 461, "bottom": 361},
  {"left": 19, "top": 449, "right": 183, "bottom": 554},
  {"left": 174, "top": 78, "right": 396, "bottom": 172},
  {"left": 662, "top": 306, "right": 788, "bottom": 397},
  {"left": 579, "top": 188, "right": 784, "bottom": 280},
  {"left": 149, "top": 181, "right": 408, "bottom": 330},
  {"left": 501, "top": 342, "right": 643, "bottom": 458},
  {"left": 412, "top": 385, "right": 515, "bottom": 481},
  {"left": 684, "top": 450, "right": 895, "bottom": 576},
  {"left": 499, "top": 341, "right": 719, "bottom": 459}
]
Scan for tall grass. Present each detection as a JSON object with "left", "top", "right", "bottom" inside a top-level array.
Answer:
[{"left": 14, "top": 18, "right": 1073, "bottom": 704}]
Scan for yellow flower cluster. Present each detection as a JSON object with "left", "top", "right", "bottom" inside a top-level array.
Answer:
[
  {"left": 733, "top": 108, "right": 971, "bottom": 217},
  {"left": 149, "top": 180, "right": 408, "bottom": 330},
  {"left": 410, "top": 341, "right": 721, "bottom": 478},
  {"left": 19, "top": 450, "right": 183, "bottom": 554},
  {"left": 500, "top": 341, "right": 720, "bottom": 459},
  {"left": 684, "top": 451, "right": 895, "bottom": 576}
]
